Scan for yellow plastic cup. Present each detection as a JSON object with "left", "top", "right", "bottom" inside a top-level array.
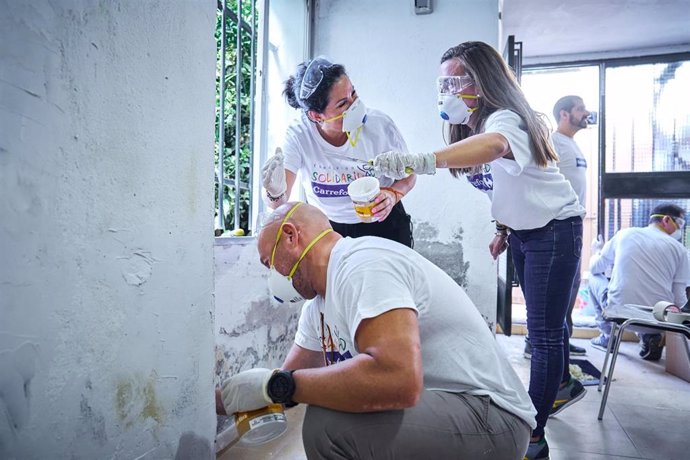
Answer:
[{"left": 347, "top": 177, "right": 380, "bottom": 223}]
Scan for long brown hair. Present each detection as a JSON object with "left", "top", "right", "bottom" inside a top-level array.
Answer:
[{"left": 441, "top": 42, "right": 557, "bottom": 178}]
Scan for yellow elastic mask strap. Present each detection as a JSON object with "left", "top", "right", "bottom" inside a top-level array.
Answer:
[
  {"left": 270, "top": 202, "right": 304, "bottom": 268},
  {"left": 345, "top": 126, "right": 362, "bottom": 147},
  {"left": 287, "top": 228, "right": 333, "bottom": 279},
  {"left": 650, "top": 214, "right": 678, "bottom": 229},
  {"left": 457, "top": 94, "right": 480, "bottom": 113},
  {"left": 322, "top": 112, "right": 344, "bottom": 123}
]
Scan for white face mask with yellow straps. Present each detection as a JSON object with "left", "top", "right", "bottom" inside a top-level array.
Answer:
[
  {"left": 323, "top": 98, "right": 368, "bottom": 147},
  {"left": 436, "top": 75, "right": 479, "bottom": 125},
  {"left": 438, "top": 93, "right": 479, "bottom": 125}
]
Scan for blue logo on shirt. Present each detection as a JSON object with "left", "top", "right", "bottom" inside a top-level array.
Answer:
[
  {"left": 466, "top": 164, "right": 493, "bottom": 192},
  {"left": 324, "top": 350, "right": 353, "bottom": 364},
  {"left": 576, "top": 158, "right": 587, "bottom": 168}
]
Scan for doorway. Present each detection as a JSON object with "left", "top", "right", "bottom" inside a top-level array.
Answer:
[{"left": 514, "top": 66, "right": 601, "bottom": 332}]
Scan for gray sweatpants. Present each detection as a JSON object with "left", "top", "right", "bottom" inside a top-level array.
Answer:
[{"left": 302, "top": 390, "right": 530, "bottom": 460}]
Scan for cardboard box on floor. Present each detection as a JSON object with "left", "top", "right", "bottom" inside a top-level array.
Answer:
[{"left": 665, "top": 332, "right": 690, "bottom": 383}]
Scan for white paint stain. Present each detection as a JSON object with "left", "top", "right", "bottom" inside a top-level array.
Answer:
[{"left": 119, "top": 251, "right": 155, "bottom": 286}]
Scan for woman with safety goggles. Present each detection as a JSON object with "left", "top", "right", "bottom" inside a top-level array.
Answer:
[
  {"left": 261, "top": 56, "right": 416, "bottom": 247},
  {"left": 373, "top": 41, "right": 586, "bottom": 460}
]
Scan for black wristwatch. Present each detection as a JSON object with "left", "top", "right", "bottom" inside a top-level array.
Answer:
[{"left": 266, "top": 370, "right": 297, "bottom": 407}]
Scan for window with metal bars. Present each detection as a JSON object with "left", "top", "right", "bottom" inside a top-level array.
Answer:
[
  {"left": 604, "top": 198, "right": 690, "bottom": 244},
  {"left": 214, "top": 0, "right": 258, "bottom": 236},
  {"left": 601, "top": 55, "right": 690, "bottom": 239},
  {"left": 523, "top": 53, "right": 690, "bottom": 244}
]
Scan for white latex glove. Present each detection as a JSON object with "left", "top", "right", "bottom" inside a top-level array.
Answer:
[
  {"left": 591, "top": 234, "right": 604, "bottom": 254},
  {"left": 221, "top": 368, "right": 273, "bottom": 415},
  {"left": 373, "top": 151, "right": 436, "bottom": 180},
  {"left": 262, "top": 147, "right": 287, "bottom": 198}
]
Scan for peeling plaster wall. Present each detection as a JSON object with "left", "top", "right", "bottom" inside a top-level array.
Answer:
[
  {"left": 214, "top": 239, "right": 298, "bottom": 382},
  {"left": 315, "top": 0, "right": 499, "bottom": 325},
  {"left": 0, "top": 1, "right": 217, "bottom": 458}
]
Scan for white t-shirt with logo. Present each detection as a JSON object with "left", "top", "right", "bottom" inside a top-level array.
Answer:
[
  {"left": 590, "top": 225, "right": 690, "bottom": 308},
  {"left": 294, "top": 236, "right": 537, "bottom": 429},
  {"left": 552, "top": 131, "right": 587, "bottom": 208},
  {"left": 483, "top": 110, "right": 585, "bottom": 230},
  {"left": 282, "top": 110, "right": 408, "bottom": 224}
]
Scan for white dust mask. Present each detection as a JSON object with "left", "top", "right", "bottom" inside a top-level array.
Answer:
[
  {"left": 324, "top": 98, "right": 368, "bottom": 147},
  {"left": 438, "top": 93, "right": 478, "bottom": 125},
  {"left": 323, "top": 97, "right": 367, "bottom": 147},
  {"left": 342, "top": 98, "right": 367, "bottom": 133},
  {"left": 268, "top": 267, "right": 304, "bottom": 304},
  {"left": 671, "top": 229, "right": 683, "bottom": 241}
]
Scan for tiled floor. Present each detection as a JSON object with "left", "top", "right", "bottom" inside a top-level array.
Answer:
[
  {"left": 499, "top": 334, "right": 690, "bottom": 460},
  {"left": 218, "top": 334, "right": 690, "bottom": 460}
]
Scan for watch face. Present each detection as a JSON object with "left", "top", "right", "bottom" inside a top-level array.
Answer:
[{"left": 269, "top": 371, "right": 295, "bottom": 403}]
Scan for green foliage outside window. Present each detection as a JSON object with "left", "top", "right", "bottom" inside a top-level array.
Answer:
[{"left": 215, "top": 1, "right": 256, "bottom": 233}]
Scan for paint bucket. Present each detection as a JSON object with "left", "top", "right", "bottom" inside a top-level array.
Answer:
[
  {"left": 347, "top": 176, "right": 380, "bottom": 223},
  {"left": 236, "top": 404, "right": 288, "bottom": 445},
  {"left": 215, "top": 404, "right": 288, "bottom": 456}
]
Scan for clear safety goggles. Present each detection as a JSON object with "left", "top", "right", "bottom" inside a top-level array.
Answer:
[
  {"left": 300, "top": 56, "right": 335, "bottom": 101},
  {"left": 651, "top": 214, "right": 686, "bottom": 228},
  {"left": 437, "top": 75, "right": 474, "bottom": 95}
]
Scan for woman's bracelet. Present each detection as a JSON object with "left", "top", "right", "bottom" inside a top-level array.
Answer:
[
  {"left": 381, "top": 187, "right": 404, "bottom": 203},
  {"left": 493, "top": 220, "right": 509, "bottom": 238},
  {"left": 266, "top": 191, "right": 285, "bottom": 202}
]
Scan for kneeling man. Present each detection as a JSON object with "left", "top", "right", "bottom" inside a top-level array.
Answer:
[{"left": 220, "top": 202, "right": 536, "bottom": 460}]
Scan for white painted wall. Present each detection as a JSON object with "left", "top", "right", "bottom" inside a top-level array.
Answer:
[
  {"left": 314, "top": 0, "right": 500, "bottom": 324},
  {"left": 0, "top": 1, "right": 217, "bottom": 458}
]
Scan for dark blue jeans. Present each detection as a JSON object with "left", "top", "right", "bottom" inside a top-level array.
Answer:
[{"left": 509, "top": 216, "right": 582, "bottom": 438}]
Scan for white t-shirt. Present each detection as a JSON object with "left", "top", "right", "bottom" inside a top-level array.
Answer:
[
  {"left": 282, "top": 109, "right": 408, "bottom": 224},
  {"left": 590, "top": 225, "right": 690, "bottom": 308},
  {"left": 552, "top": 131, "right": 587, "bottom": 208},
  {"left": 483, "top": 110, "right": 585, "bottom": 230},
  {"left": 294, "top": 236, "right": 537, "bottom": 429}
]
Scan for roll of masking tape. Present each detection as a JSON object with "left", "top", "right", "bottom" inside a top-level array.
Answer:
[
  {"left": 653, "top": 301, "right": 680, "bottom": 321},
  {"left": 666, "top": 312, "right": 690, "bottom": 326}
]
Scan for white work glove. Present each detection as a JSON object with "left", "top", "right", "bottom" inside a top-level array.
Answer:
[
  {"left": 591, "top": 234, "right": 604, "bottom": 254},
  {"left": 261, "top": 148, "right": 287, "bottom": 198},
  {"left": 221, "top": 368, "right": 273, "bottom": 415},
  {"left": 373, "top": 151, "right": 436, "bottom": 180}
]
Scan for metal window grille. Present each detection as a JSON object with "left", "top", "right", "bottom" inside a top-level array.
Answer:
[{"left": 215, "top": 0, "right": 258, "bottom": 235}]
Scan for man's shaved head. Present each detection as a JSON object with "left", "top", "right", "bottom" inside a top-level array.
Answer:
[
  {"left": 260, "top": 202, "right": 330, "bottom": 234},
  {"left": 257, "top": 202, "right": 339, "bottom": 300},
  {"left": 257, "top": 202, "right": 334, "bottom": 269}
]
